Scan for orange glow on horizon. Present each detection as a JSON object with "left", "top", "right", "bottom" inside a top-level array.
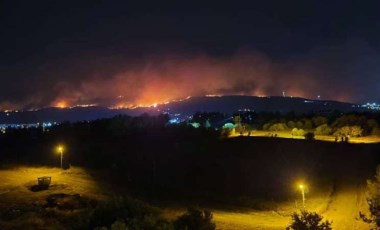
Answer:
[
  {"left": 110, "top": 96, "right": 193, "bottom": 109},
  {"left": 55, "top": 101, "right": 68, "bottom": 108},
  {"left": 0, "top": 52, "right": 362, "bottom": 109}
]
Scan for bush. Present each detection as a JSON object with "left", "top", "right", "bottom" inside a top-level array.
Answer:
[
  {"left": 89, "top": 197, "right": 170, "bottom": 230},
  {"left": 90, "top": 201, "right": 215, "bottom": 230},
  {"left": 94, "top": 220, "right": 127, "bottom": 230},
  {"left": 269, "top": 123, "right": 288, "bottom": 132},
  {"left": 303, "top": 119, "right": 313, "bottom": 130},
  {"left": 350, "top": 125, "right": 364, "bottom": 137},
  {"left": 296, "top": 121, "right": 304, "bottom": 129},
  {"left": 174, "top": 207, "right": 215, "bottom": 230},
  {"left": 333, "top": 125, "right": 363, "bottom": 137},
  {"left": 314, "top": 124, "right": 332, "bottom": 136},
  {"left": 359, "top": 197, "right": 380, "bottom": 229},
  {"left": 287, "top": 210, "right": 332, "bottom": 230},
  {"left": 292, "top": 128, "right": 305, "bottom": 137},
  {"left": 262, "top": 123, "right": 271, "bottom": 130},
  {"left": 372, "top": 127, "right": 380, "bottom": 136},
  {"left": 297, "top": 129, "right": 305, "bottom": 137},
  {"left": 312, "top": 116, "right": 328, "bottom": 127},
  {"left": 304, "top": 132, "right": 315, "bottom": 141},
  {"left": 221, "top": 128, "right": 232, "bottom": 138},
  {"left": 110, "top": 220, "right": 127, "bottom": 230},
  {"left": 291, "top": 128, "right": 299, "bottom": 136},
  {"left": 288, "top": 121, "right": 296, "bottom": 129},
  {"left": 367, "top": 119, "right": 379, "bottom": 129},
  {"left": 360, "top": 165, "right": 380, "bottom": 229}
]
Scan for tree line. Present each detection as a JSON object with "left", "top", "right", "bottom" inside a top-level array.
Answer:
[{"left": 260, "top": 113, "right": 380, "bottom": 137}]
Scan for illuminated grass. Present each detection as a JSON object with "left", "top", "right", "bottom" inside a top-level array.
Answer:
[
  {"left": 0, "top": 166, "right": 372, "bottom": 229},
  {"left": 0, "top": 166, "right": 107, "bottom": 229},
  {"left": 161, "top": 182, "right": 371, "bottom": 229},
  {"left": 231, "top": 130, "right": 380, "bottom": 144},
  {"left": 0, "top": 166, "right": 105, "bottom": 202}
]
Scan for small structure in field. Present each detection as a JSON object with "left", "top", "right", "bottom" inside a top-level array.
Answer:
[
  {"left": 30, "top": 176, "right": 52, "bottom": 192},
  {"left": 37, "top": 176, "right": 51, "bottom": 187}
]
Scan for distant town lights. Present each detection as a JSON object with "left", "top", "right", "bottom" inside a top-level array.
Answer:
[{"left": 362, "top": 102, "right": 380, "bottom": 110}]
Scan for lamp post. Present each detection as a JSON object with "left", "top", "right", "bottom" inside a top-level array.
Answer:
[
  {"left": 57, "top": 145, "right": 64, "bottom": 169},
  {"left": 299, "top": 184, "right": 306, "bottom": 208}
]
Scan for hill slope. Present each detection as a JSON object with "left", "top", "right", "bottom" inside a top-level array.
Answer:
[{"left": 0, "top": 96, "right": 368, "bottom": 123}]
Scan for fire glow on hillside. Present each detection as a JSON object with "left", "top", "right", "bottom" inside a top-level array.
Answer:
[{"left": 0, "top": 53, "right": 362, "bottom": 111}]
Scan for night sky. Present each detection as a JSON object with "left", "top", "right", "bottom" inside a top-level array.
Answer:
[{"left": 1, "top": 0, "right": 380, "bottom": 109}]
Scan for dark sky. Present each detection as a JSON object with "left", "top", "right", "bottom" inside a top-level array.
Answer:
[{"left": 1, "top": 0, "right": 380, "bottom": 109}]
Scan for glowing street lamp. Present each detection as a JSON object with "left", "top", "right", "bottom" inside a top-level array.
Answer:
[
  {"left": 56, "top": 145, "right": 64, "bottom": 169},
  {"left": 299, "top": 184, "right": 306, "bottom": 208}
]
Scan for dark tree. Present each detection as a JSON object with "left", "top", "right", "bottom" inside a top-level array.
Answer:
[
  {"left": 174, "top": 207, "right": 216, "bottom": 230},
  {"left": 360, "top": 165, "right": 380, "bottom": 229},
  {"left": 287, "top": 210, "right": 332, "bottom": 230},
  {"left": 304, "top": 132, "right": 315, "bottom": 141}
]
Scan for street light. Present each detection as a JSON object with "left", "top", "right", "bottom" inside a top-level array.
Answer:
[
  {"left": 56, "top": 145, "right": 64, "bottom": 169},
  {"left": 299, "top": 184, "right": 306, "bottom": 208}
]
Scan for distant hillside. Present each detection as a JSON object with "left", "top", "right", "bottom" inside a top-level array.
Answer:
[
  {"left": 0, "top": 107, "right": 129, "bottom": 124},
  {"left": 0, "top": 96, "right": 369, "bottom": 124},
  {"left": 158, "top": 96, "right": 366, "bottom": 115}
]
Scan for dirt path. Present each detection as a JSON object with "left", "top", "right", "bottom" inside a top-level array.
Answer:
[
  {"left": 210, "top": 184, "right": 370, "bottom": 230},
  {"left": 209, "top": 176, "right": 373, "bottom": 229},
  {"left": 322, "top": 183, "right": 369, "bottom": 230}
]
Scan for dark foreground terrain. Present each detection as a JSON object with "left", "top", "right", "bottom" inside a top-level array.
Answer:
[{"left": 0, "top": 117, "right": 379, "bottom": 229}]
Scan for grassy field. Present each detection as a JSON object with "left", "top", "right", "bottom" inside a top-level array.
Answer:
[
  {"left": 0, "top": 166, "right": 107, "bottom": 229},
  {"left": 161, "top": 183, "right": 370, "bottom": 230},
  {"left": 161, "top": 182, "right": 340, "bottom": 229},
  {"left": 0, "top": 166, "right": 329, "bottom": 229},
  {"left": 0, "top": 165, "right": 372, "bottom": 229},
  {"left": 231, "top": 130, "right": 380, "bottom": 144}
]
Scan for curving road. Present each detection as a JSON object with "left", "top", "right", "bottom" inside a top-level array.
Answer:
[{"left": 322, "top": 183, "right": 370, "bottom": 230}]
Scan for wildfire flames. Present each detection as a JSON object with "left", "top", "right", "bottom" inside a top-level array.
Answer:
[{"left": 0, "top": 51, "right": 363, "bottom": 111}]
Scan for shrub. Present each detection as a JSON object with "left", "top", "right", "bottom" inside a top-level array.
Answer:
[
  {"left": 312, "top": 116, "right": 328, "bottom": 127},
  {"left": 288, "top": 121, "right": 296, "bottom": 129},
  {"left": 304, "top": 132, "right": 315, "bottom": 141},
  {"left": 235, "top": 124, "right": 245, "bottom": 135},
  {"left": 221, "top": 128, "right": 232, "bottom": 138},
  {"left": 303, "top": 119, "right": 313, "bottom": 130},
  {"left": 314, "top": 124, "right": 332, "bottom": 136},
  {"left": 89, "top": 197, "right": 170, "bottom": 230},
  {"left": 111, "top": 220, "right": 127, "bottom": 230},
  {"left": 360, "top": 165, "right": 380, "bottom": 229},
  {"left": 297, "top": 129, "right": 305, "bottom": 137},
  {"left": 367, "top": 119, "right": 379, "bottom": 129},
  {"left": 174, "top": 207, "right": 215, "bottom": 230},
  {"left": 292, "top": 128, "right": 305, "bottom": 137},
  {"left": 287, "top": 210, "right": 332, "bottom": 230},
  {"left": 373, "top": 127, "right": 380, "bottom": 136},
  {"left": 359, "top": 197, "right": 380, "bottom": 229},
  {"left": 291, "top": 128, "right": 299, "bottom": 136},
  {"left": 351, "top": 125, "right": 364, "bottom": 137},
  {"left": 262, "top": 123, "right": 271, "bottom": 130},
  {"left": 269, "top": 123, "right": 288, "bottom": 132},
  {"left": 334, "top": 125, "right": 363, "bottom": 137},
  {"left": 296, "top": 121, "right": 304, "bottom": 129}
]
